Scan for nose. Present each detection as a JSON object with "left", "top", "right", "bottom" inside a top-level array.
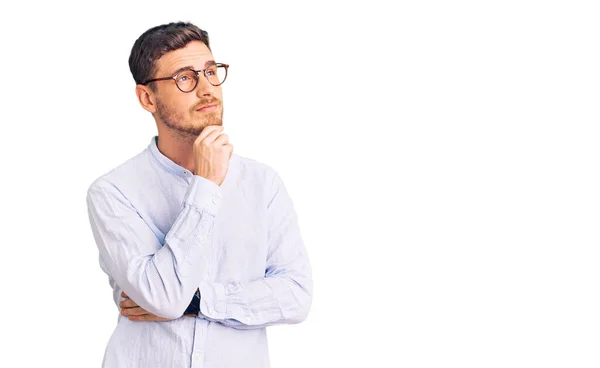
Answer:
[{"left": 195, "top": 73, "right": 215, "bottom": 97}]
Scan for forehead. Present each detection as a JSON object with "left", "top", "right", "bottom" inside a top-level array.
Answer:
[{"left": 155, "top": 40, "right": 214, "bottom": 75}]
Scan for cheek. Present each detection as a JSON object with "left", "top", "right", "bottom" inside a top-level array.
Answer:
[
  {"left": 164, "top": 95, "right": 195, "bottom": 114},
  {"left": 215, "top": 88, "right": 224, "bottom": 102}
]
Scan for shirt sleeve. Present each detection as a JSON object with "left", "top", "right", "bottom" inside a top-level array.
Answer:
[
  {"left": 196, "top": 171, "right": 313, "bottom": 329},
  {"left": 86, "top": 175, "right": 222, "bottom": 319}
]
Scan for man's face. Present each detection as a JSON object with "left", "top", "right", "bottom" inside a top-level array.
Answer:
[{"left": 151, "top": 41, "right": 224, "bottom": 139}]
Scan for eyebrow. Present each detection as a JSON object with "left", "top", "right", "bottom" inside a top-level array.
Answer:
[{"left": 171, "top": 60, "right": 216, "bottom": 75}]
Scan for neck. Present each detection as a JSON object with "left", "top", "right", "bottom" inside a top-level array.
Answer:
[{"left": 156, "top": 127, "right": 196, "bottom": 173}]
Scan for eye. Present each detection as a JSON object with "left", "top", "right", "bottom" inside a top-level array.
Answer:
[
  {"left": 176, "top": 70, "right": 197, "bottom": 83},
  {"left": 206, "top": 66, "right": 218, "bottom": 76}
]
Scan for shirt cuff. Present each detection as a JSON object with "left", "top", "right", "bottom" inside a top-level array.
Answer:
[
  {"left": 183, "top": 175, "right": 222, "bottom": 216},
  {"left": 198, "top": 281, "right": 227, "bottom": 320}
]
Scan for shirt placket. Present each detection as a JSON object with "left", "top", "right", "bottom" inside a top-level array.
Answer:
[{"left": 190, "top": 318, "right": 209, "bottom": 368}]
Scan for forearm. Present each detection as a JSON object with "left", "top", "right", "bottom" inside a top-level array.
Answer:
[
  {"left": 197, "top": 257, "right": 312, "bottom": 329},
  {"left": 119, "top": 235, "right": 210, "bottom": 319},
  {"left": 87, "top": 175, "right": 222, "bottom": 319},
  {"left": 193, "top": 170, "right": 313, "bottom": 329}
]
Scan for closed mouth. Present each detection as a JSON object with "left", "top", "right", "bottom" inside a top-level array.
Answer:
[{"left": 197, "top": 104, "right": 218, "bottom": 111}]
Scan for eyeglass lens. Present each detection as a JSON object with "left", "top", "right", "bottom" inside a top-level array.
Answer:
[{"left": 175, "top": 65, "right": 227, "bottom": 92}]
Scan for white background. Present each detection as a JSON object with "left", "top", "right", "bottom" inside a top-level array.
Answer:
[{"left": 1, "top": 0, "right": 599, "bottom": 367}]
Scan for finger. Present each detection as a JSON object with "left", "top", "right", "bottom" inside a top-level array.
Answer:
[
  {"left": 128, "top": 315, "right": 148, "bottom": 321},
  {"left": 129, "top": 314, "right": 172, "bottom": 322},
  {"left": 119, "top": 299, "right": 138, "bottom": 309},
  {"left": 213, "top": 133, "right": 229, "bottom": 146},
  {"left": 199, "top": 127, "right": 226, "bottom": 146},
  {"left": 121, "top": 307, "right": 147, "bottom": 316},
  {"left": 121, "top": 291, "right": 128, "bottom": 298},
  {"left": 195, "top": 125, "right": 223, "bottom": 143}
]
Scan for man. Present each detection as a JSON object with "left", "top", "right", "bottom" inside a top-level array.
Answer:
[{"left": 86, "top": 21, "right": 312, "bottom": 368}]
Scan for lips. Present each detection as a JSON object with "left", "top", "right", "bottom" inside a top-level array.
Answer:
[{"left": 196, "top": 103, "right": 218, "bottom": 111}]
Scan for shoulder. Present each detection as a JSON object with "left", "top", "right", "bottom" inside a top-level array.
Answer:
[
  {"left": 231, "top": 152, "right": 287, "bottom": 204},
  {"left": 233, "top": 152, "right": 280, "bottom": 183},
  {"left": 86, "top": 149, "right": 150, "bottom": 200}
]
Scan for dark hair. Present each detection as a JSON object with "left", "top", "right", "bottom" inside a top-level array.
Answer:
[{"left": 128, "top": 21, "right": 211, "bottom": 86}]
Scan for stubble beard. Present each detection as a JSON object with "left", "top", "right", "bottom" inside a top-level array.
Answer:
[{"left": 157, "top": 99, "right": 223, "bottom": 143}]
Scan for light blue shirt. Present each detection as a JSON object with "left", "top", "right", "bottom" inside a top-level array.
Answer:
[{"left": 86, "top": 136, "right": 312, "bottom": 368}]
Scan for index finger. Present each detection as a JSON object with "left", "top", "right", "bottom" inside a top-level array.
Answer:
[
  {"left": 196, "top": 125, "right": 223, "bottom": 143},
  {"left": 121, "top": 291, "right": 128, "bottom": 298}
]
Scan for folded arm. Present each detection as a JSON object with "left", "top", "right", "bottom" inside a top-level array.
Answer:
[
  {"left": 195, "top": 172, "right": 313, "bottom": 329},
  {"left": 86, "top": 175, "right": 222, "bottom": 319}
]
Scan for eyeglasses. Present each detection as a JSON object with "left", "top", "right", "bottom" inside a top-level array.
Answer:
[{"left": 142, "top": 63, "right": 229, "bottom": 93}]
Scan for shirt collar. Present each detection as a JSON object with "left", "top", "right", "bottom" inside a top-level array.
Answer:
[
  {"left": 148, "top": 135, "right": 191, "bottom": 178},
  {"left": 148, "top": 135, "right": 238, "bottom": 186}
]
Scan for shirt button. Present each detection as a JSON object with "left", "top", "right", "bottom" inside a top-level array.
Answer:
[
  {"left": 212, "top": 196, "right": 220, "bottom": 204},
  {"left": 199, "top": 235, "right": 206, "bottom": 243},
  {"left": 193, "top": 353, "right": 202, "bottom": 360}
]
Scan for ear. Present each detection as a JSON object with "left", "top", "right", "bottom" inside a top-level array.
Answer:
[{"left": 135, "top": 84, "right": 157, "bottom": 114}]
